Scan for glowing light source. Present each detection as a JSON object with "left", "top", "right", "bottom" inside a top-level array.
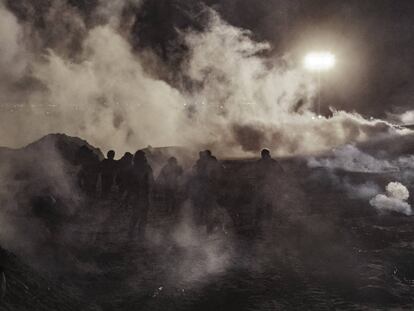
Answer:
[
  {"left": 303, "top": 51, "right": 336, "bottom": 116},
  {"left": 304, "top": 51, "right": 336, "bottom": 71}
]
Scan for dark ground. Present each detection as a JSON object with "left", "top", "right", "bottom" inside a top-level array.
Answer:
[{"left": 0, "top": 134, "right": 413, "bottom": 310}]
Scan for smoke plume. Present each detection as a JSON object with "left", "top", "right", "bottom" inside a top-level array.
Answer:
[
  {"left": 0, "top": 1, "right": 407, "bottom": 156},
  {"left": 308, "top": 144, "right": 398, "bottom": 173},
  {"left": 370, "top": 182, "right": 412, "bottom": 216}
]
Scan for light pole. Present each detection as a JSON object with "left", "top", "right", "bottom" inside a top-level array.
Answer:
[{"left": 304, "top": 51, "right": 336, "bottom": 116}]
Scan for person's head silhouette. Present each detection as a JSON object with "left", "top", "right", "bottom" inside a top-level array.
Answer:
[
  {"left": 134, "top": 150, "right": 147, "bottom": 165},
  {"left": 261, "top": 149, "right": 271, "bottom": 160},
  {"left": 107, "top": 150, "right": 115, "bottom": 160},
  {"left": 168, "top": 157, "right": 178, "bottom": 166}
]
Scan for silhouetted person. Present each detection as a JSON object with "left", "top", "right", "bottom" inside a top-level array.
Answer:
[
  {"left": 116, "top": 152, "right": 133, "bottom": 197},
  {"left": 127, "top": 150, "right": 154, "bottom": 239},
  {"left": 194, "top": 151, "right": 209, "bottom": 178},
  {"left": 204, "top": 150, "right": 221, "bottom": 186},
  {"left": 191, "top": 151, "right": 209, "bottom": 226},
  {"left": 157, "top": 157, "right": 183, "bottom": 217},
  {"left": 253, "top": 148, "right": 284, "bottom": 231},
  {"left": 256, "top": 149, "right": 284, "bottom": 174},
  {"left": 100, "top": 150, "right": 117, "bottom": 198},
  {"left": 191, "top": 150, "right": 222, "bottom": 233},
  {"left": 100, "top": 152, "right": 134, "bottom": 229},
  {"left": 77, "top": 146, "right": 99, "bottom": 196}
]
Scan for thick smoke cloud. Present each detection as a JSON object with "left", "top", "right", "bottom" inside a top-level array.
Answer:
[
  {"left": 370, "top": 182, "right": 412, "bottom": 216},
  {"left": 399, "top": 110, "right": 414, "bottom": 124},
  {"left": 0, "top": 136, "right": 82, "bottom": 264},
  {"left": 308, "top": 144, "right": 414, "bottom": 174},
  {"left": 344, "top": 181, "right": 381, "bottom": 200},
  {"left": 308, "top": 145, "right": 397, "bottom": 173},
  {"left": 0, "top": 5, "right": 27, "bottom": 83},
  {"left": 307, "top": 143, "right": 414, "bottom": 216},
  {"left": 0, "top": 0, "right": 409, "bottom": 157}
]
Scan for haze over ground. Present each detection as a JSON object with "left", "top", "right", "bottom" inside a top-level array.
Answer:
[{"left": 0, "top": 2, "right": 414, "bottom": 308}]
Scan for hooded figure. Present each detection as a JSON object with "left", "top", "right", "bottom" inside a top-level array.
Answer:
[
  {"left": 100, "top": 150, "right": 117, "bottom": 198},
  {"left": 116, "top": 152, "right": 133, "bottom": 197},
  {"left": 157, "top": 157, "right": 183, "bottom": 216},
  {"left": 77, "top": 146, "right": 99, "bottom": 196},
  {"left": 191, "top": 150, "right": 222, "bottom": 233},
  {"left": 253, "top": 148, "right": 284, "bottom": 231},
  {"left": 127, "top": 150, "right": 154, "bottom": 239}
]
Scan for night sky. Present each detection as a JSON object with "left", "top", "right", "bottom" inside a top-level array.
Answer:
[
  {"left": 143, "top": 0, "right": 414, "bottom": 118},
  {"left": 208, "top": 0, "right": 414, "bottom": 118}
]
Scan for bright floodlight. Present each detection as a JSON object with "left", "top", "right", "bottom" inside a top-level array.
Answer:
[{"left": 304, "top": 51, "right": 336, "bottom": 71}]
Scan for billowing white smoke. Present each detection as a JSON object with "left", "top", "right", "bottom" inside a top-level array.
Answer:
[
  {"left": 308, "top": 145, "right": 397, "bottom": 172},
  {"left": 145, "top": 200, "right": 233, "bottom": 284},
  {"left": 386, "top": 182, "right": 410, "bottom": 201},
  {"left": 308, "top": 145, "right": 414, "bottom": 184},
  {"left": 182, "top": 12, "right": 402, "bottom": 155},
  {"left": 0, "top": 138, "right": 82, "bottom": 260},
  {"left": 0, "top": 3, "right": 405, "bottom": 156},
  {"left": 400, "top": 110, "right": 414, "bottom": 124},
  {"left": 370, "top": 182, "right": 412, "bottom": 216},
  {"left": 0, "top": 4, "right": 27, "bottom": 83},
  {"left": 308, "top": 145, "right": 414, "bottom": 209},
  {"left": 33, "top": 26, "right": 190, "bottom": 152}
]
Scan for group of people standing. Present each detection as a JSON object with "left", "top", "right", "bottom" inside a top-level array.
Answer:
[
  {"left": 77, "top": 147, "right": 155, "bottom": 238},
  {"left": 76, "top": 146, "right": 283, "bottom": 239}
]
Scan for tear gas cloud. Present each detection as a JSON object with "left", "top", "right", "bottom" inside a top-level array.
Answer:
[
  {"left": 167, "top": 202, "right": 232, "bottom": 283},
  {"left": 1, "top": 1, "right": 414, "bottom": 299},
  {"left": 308, "top": 144, "right": 414, "bottom": 174},
  {"left": 308, "top": 145, "right": 398, "bottom": 173},
  {"left": 308, "top": 145, "right": 414, "bottom": 216},
  {"left": 344, "top": 181, "right": 382, "bottom": 200},
  {"left": 370, "top": 182, "right": 412, "bottom": 216},
  {"left": 386, "top": 181, "right": 410, "bottom": 201},
  {"left": 0, "top": 1, "right": 407, "bottom": 156},
  {"left": 400, "top": 110, "right": 414, "bottom": 124},
  {"left": 0, "top": 137, "right": 82, "bottom": 262}
]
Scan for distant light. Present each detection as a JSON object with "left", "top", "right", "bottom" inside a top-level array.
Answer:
[
  {"left": 304, "top": 51, "right": 336, "bottom": 71},
  {"left": 311, "top": 115, "right": 324, "bottom": 120}
]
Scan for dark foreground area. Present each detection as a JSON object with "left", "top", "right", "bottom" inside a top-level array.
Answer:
[
  {"left": 1, "top": 199, "right": 414, "bottom": 310},
  {"left": 0, "top": 134, "right": 413, "bottom": 310}
]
